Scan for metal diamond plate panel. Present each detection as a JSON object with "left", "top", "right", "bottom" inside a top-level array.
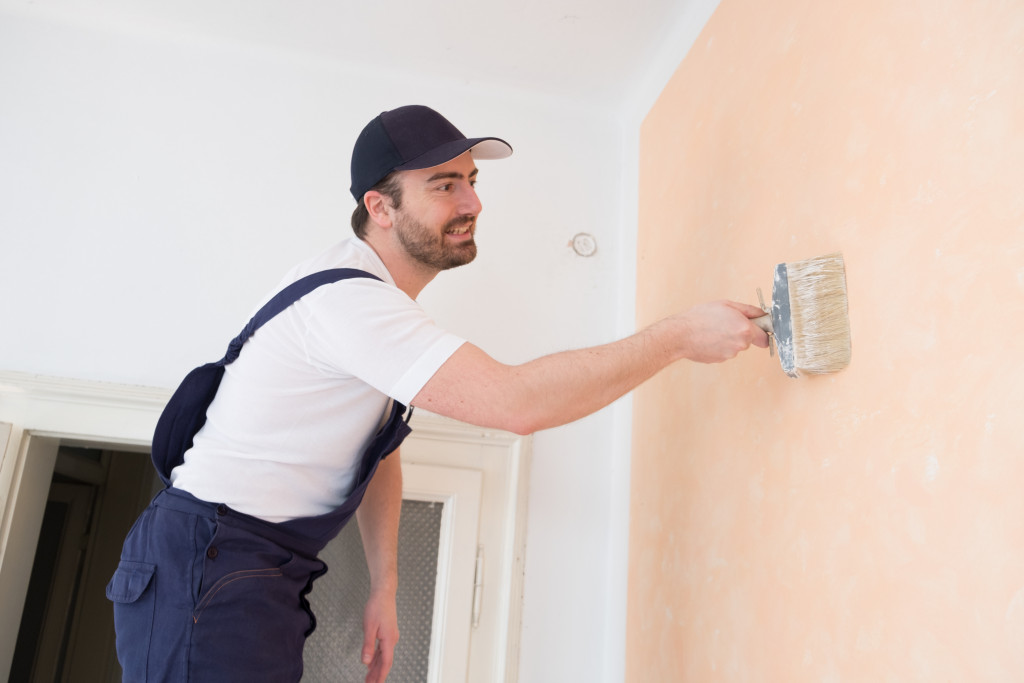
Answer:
[{"left": 303, "top": 499, "right": 443, "bottom": 682}]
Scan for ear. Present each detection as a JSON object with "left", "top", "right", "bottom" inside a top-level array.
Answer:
[{"left": 363, "top": 191, "right": 395, "bottom": 230}]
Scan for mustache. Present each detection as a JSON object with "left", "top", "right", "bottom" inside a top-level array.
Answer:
[{"left": 444, "top": 215, "right": 476, "bottom": 232}]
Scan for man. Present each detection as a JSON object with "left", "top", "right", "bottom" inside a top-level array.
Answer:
[{"left": 107, "top": 105, "right": 768, "bottom": 683}]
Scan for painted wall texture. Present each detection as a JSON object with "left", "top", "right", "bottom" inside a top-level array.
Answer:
[{"left": 629, "top": 0, "right": 1024, "bottom": 680}]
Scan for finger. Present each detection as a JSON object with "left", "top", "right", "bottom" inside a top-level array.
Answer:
[
  {"left": 366, "top": 659, "right": 389, "bottom": 683},
  {"left": 724, "top": 300, "right": 770, "bottom": 319},
  {"left": 719, "top": 301, "right": 771, "bottom": 348},
  {"left": 362, "top": 632, "right": 377, "bottom": 667},
  {"left": 363, "top": 645, "right": 382, "bottom": 683},
  {"left": 750, "top": 327, "right": 770, "bottom": 348},
  {"left": 378, "top": 638, "right": 395, "bottom": 674},
  {"left": 365, "top": 649, "right": 393, "bottom": 683}
]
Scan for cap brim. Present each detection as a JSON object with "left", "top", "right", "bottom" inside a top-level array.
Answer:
[
  {"left": 467, "top": 138, "right": 513, "bottom": 160},
  {"left": 394, "top": 136, "right": 512, "bottom": 171}
]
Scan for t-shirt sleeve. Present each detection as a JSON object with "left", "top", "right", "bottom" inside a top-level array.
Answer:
[{"left": 295, "top": 277, "right": 465, "bottom": 405}]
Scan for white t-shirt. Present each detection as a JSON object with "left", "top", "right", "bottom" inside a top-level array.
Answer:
[{"left": 170, "top": 237, "right": 465, "bottom": 522}]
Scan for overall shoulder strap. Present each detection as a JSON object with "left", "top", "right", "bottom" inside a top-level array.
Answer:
[
  {"left": 151, "top": 267, "right": 382, "bottom": 486},
  {"left": 222, "top": 268, "right": 382, "bottom": 364}
]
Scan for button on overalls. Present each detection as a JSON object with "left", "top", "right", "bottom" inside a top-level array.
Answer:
[{"left": 106, "top": 269, "right": 410, "bottom": 682}]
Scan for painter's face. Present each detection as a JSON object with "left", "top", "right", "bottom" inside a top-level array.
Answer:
[{"left": 393, "top": 152, "right": 482, "bottom": 271}]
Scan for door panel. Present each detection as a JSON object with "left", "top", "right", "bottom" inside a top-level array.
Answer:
[
  {"left": 0, "top": 433, "right": 59, "bottom": 681},
  {"left": 304, "top": 464, "right": 482, "bottom": 683},
  {"left": 10, "top": 482, "right": 94, "bottom": 683}
]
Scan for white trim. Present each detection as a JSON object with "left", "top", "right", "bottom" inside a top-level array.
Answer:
[
  {"left": 607, "top": 79, "right": 643, "bottom": 683},
  {"left": 403, "top": 411, "right": 531, "bottom": 683},
  {"left": 0, "top": 371, "right": 166, "bottom": 449},
  {"left": 0, "top": 372, "right": 168, "bottom": 409},
  {"left": 27, "top": 481, "right": 95, "bottom": 683},
  {"left": 402, "top": 463, "right": 483, "bottom": 683},
  {"left": 404, "top": 409, "right": 524, "bottom": 447},
  {"left": 0, "top": 432, "right": 60, "bottom": 680},
  {"left": 0, "top": 372, "right": 529, "bottom": 683}
]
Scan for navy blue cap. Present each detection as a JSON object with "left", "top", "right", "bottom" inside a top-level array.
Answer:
[{"left": 350, "top": 105, "right": 512, "bottom": 201}]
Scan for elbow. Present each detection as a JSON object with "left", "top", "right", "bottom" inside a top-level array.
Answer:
[
  {"left": 505, "top": 420, "right": 538, "bottom": 437},
  {"left": 498, "top": 405, "right": 546, "bottom": 436}
]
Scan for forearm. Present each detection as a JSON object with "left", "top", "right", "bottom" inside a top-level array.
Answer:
[
  {"left": 414, "top": 320, "right": 682, "bottom": 435},
  {"left": 503, "top": 321, "right": 678, "bottom": 431},
  {"left": 412, "top": 300, "right": 767, "bottom": 435},
  {"left": 356, "top": 448, "right": 403, "bottom": 594}
]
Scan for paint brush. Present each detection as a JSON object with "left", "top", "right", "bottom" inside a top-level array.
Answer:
[{"left": 753, "top": 252, "right": 851, "bottom": 378}]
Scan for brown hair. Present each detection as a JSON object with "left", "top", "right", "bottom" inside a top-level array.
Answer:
[{"left": 350, "top": 172, "right": 403, "bottom": 239}]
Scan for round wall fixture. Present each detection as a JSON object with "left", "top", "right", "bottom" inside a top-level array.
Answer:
[{"left": 571, "top": 233, "right": 597, "bottom": 257}]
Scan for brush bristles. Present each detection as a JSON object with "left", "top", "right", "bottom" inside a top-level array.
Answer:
[{"left": 787, "top": 252, "right": 851, "bottom": 375}]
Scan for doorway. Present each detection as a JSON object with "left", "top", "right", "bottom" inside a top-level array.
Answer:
[
  {"left": 0, "top": 373, "right": 529, "bottom": 682},
  {"left": 9, "top": 445, "right": 157, "bottom": 683}
]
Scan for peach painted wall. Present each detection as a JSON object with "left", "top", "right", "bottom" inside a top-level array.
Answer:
[{"left": 628, "top": 0, "right": 1024, "bottom": 680}]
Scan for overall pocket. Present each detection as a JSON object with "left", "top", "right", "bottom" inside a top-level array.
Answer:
[
  {"left": 192, "top": 520, "right": 296, "bottom": 624},
  {"left": 192, "top": 565, "right": 285, "bottom": 623},
  {"left": 106, "top": 561, "right": 157, "bottom": 681},
  {"left": 189, "top": 536, "right": 312, "bottom": 683}
]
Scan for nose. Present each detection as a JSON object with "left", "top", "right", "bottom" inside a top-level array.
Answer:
[{"left": 459, "top": 184, "right": 483, "bottom": 215}]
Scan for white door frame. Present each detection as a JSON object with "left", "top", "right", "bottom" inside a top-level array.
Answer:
[
  {"left": 0, "top": 431, "right": 60, "bottom": 679},
  {"left": 402, "top": 463, "right": 482, "bottom": 683},
  {"left": 0, "top": 371, "right": 530, "bottom": 682},
  {"left": 26, "top": 481, "right": 96, "bottom": 683}
]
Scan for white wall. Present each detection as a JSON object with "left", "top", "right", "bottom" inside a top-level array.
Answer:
[{"left": 0, "top": 9, "right": 631, "bottom": 681}]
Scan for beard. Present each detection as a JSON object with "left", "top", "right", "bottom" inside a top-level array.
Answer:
[{"left": 393, "top": 211, "right": 478, "bottom": 271}]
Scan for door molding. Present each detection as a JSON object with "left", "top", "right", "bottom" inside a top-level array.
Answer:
[
  {"left": 0, "top": 370, "right": 530, "bottom": 682},
  {"left": 401, "top": 463, "right": 483, "bottom": 683}
]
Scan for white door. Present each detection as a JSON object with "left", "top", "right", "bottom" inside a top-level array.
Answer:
[
  {"left": 0, "top": 432, "right": 59, "bottom": 680},
  {"left": 17, "top": 482, "right": 95, "bottom": 683},
  {"left": 303, "top": 411, "right": 530, "bottom": 683},
  {"left": 304, "top": 463, "right": 482, "bottom": 682},
  {"left": 0, "top": 377, "right": 529, "bottom": 683}
]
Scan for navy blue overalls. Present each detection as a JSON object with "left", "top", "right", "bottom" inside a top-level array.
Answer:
[{"left": 106, "top": 269, "right": 412, "bottom": 682}]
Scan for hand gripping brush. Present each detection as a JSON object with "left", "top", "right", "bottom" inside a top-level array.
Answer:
[{"left": 752, "top": 252, "right": 852, "bottom": 378}]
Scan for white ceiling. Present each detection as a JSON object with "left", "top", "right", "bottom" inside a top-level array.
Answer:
[{"left": 2, "top": 0, "right": 702, "bottom": 109}]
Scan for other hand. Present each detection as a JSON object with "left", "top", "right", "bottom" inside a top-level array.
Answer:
[{"left": 362, "top": 589, "right": 399, "bottom": 683}]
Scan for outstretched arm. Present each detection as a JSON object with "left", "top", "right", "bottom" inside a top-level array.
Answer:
[
  {"left": 413, "top": 300, "right": 768, "bottom": 434},
  {"left": 355, "top": 448, "right": 403, "bottom": 683}
]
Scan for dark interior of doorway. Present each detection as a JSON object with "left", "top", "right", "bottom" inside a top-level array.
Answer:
[{"left": 11, "top": 445, "right": 157, "bottom": 683}]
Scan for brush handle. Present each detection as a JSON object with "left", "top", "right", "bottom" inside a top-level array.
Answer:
[{"left": 752, "top": 314, "right": 773, "bottom": 334}]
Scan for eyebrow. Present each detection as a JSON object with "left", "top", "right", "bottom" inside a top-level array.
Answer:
[{"left": 426, "top": 168, "right": 479, "bottom": 183}]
